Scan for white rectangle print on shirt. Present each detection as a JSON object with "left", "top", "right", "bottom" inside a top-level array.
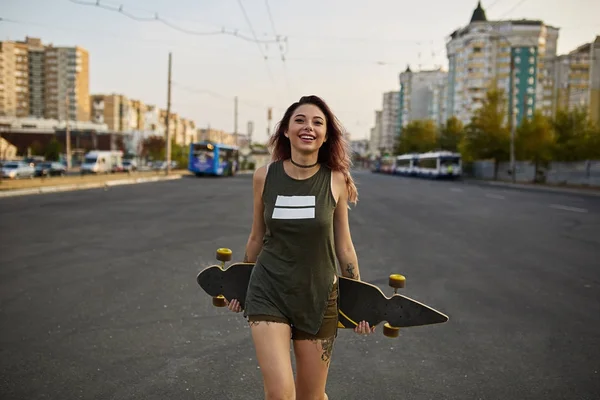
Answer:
[{"left": 272, "top": 195, "right": 316, "bottom": 219}]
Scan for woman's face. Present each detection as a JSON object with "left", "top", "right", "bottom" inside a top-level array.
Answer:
[{"left": 285, "top": 104, "right": 327, "bottom": 154}]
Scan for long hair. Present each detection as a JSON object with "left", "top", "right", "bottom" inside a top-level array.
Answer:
[{"left": 268, "top": 95, "right": 358, "bottom": 205}]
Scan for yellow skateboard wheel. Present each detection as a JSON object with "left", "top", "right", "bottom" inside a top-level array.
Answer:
[
  {"left": 383, "top": 323, "right": 400, "bottom": 338},
  {"left": 389, "top": 274, "right": 406, "bottom": 289},
  {"left": 213, "top": 295, "right": 226, "bottom": 307},
  {"left": 216, "top": 248, "right": 232, "bottom": 262}
]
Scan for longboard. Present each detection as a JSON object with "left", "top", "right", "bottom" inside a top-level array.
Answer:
[{"left": 197, "top": 252, "right": 448, "bottom": 337}]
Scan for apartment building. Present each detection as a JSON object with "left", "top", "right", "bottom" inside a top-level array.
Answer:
[
  {"left": 380, "top": 91, "right": 399, "bottom": 153},
  {"left": 44, "top": 45, "right": 90, "bottom": 121},
  {"left": 0, "top": 38, "right": 35, "bottom": 117},
  {"left": 446, "top": 2, "right": 559, "bottom": 125},
  {"left": 368, "top": 110, "right": 383, "bottom": 156},
  {"left": 197, "top": 128, "right": 237, "bottom": 146},
  {"left": 0, "top": 41, "right": 18, "bottom": 117},
  {"left": 0, "top": 37, "right": 89, "bottom": 121},
  {"left": 552, "top": 36, "right": 600, "bottom": 124},
  {"left": 399, "top": 66, "right": 448, "bottom": 129}
]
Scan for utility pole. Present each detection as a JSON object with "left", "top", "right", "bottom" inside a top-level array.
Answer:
[
  {"left": 65, "top": 91, "right": 72, "bottom": 170},
  {"left": 234, "top": 96, "right": 238, "bottom": 146},
  {"left": 267, "top": 107, "right": 272, "bottom": 138},
  {"left": 165, "top": 52, "right": 172, "bottom": 175},
  {"left": 509, "top": 51, "right": 516, "bottom": 183}
]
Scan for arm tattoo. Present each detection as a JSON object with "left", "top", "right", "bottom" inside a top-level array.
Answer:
[
  {"left": 243, "top": 252, "right": 250, "bottom": 263},
  {"left": 346, "top": 263, "right": 357, "bottom": 279}
]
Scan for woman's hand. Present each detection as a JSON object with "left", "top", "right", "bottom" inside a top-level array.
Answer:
[
  {"left": 354, "top": 320, "right": 375, "bottom": 335},
  {"left": 224, "top": 299, "right": 242, "bottom": 313}
]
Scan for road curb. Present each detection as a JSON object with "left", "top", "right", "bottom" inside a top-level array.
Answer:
[
  {"left": 463, "top": 179, "right": 600, "bottom": 197},
  {"left": 0, "top": 174, "right": 182, "bottom": 198}
]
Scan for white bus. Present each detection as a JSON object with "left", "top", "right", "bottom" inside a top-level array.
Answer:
[
  {"left": 394, "top": 153, "right": 419, "bottom": 176},
  {"left": 415, "top": 151, "right": 462, "bottom": 179}
]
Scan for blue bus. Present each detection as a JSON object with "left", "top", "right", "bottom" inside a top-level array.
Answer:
[{"left": 188, "top": 141, "right": 239, "bottom": 176}]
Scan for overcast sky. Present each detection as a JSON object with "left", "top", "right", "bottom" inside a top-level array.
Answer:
[{"left": 2, "top": 0, "right": 599, "bottom": 143}]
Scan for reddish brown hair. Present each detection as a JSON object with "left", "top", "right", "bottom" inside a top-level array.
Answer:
[{"left": 268, "top": 95, "right": 358, "bottom": 204}]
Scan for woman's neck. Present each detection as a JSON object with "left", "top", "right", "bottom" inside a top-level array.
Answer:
[
  {"left": 284, "top": 149, "right": 320, "bottom": 179},
  {"left": 289, "top": 152, "right": 318, "bottom": 168}
]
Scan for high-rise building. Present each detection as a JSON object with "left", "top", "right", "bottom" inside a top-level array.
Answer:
[
  {"left": 45, "top": 46, "right": 90, "bottom": 121},
  {"left": 0, "top": 38, "right": 90, "bottom": 121},
  {"left": 368, "top": 110, "right": 383, "bottom": 156},
  {"left": 0, "top": 41, "right": 18, "bottom": 117},
  {"left": 446, "top": 2, "right": 559, "bottom": 126},
  {"left": 25, "top": 38, "right": 46, "bottom": 119},
  {"left": 381, "top": 91, "right": 399, "bottom": 153},
  {"left": 399, "top": 66, "right": 448, "bottom": 129},
  {"left": 552, "top": 36, "right": 600, "bottom": 124},
  {"left": 0, "top": 39, "right": 33, "bottom": 117}
]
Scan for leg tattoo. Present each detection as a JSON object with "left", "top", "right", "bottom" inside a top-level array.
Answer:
[
  {"left": 313, "top": 337, "right": 335, "bottom": 364},
  {"left": 248, "top": 321, "right": 271, "bottom": 328}
]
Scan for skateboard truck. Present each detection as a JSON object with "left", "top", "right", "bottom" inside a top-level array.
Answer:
[
  {"left": 212, "top": 248, "right": 233, "bottom": 307},
  {"left": 381, "top": 274, "right": 406, "bottom": 338}
]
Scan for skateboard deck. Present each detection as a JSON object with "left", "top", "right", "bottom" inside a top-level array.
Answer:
[{"left": 197, "top": 261, "right": 448, "bottom": 335}]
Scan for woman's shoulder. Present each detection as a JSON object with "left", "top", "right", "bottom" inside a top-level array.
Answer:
[
  {"left": 253, "top": 164, "right": 268, "bottom": 184},
  {"left": 330, "top": 169, "right": 345, "bottom": 186}
]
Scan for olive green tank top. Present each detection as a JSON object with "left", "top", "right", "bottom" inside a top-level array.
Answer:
[{"left": 244, "top": 160, "right": 337, "bottom": 334}]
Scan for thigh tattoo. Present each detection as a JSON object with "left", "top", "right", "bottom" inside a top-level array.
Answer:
[
  {"left": 248, "top": 321, "right": 271, "bottom": 327},
  {"left": 313, "top": 337, "right": 335, "bottom": 364}
]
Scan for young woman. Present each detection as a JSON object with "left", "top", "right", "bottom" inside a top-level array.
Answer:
[{"left": 226, "top": 95, "right": 374, "bottom": 400}]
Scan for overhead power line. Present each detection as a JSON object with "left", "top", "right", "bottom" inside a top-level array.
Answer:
[{"left": 67, "top": 0, "right": 283, "bottom": 44}]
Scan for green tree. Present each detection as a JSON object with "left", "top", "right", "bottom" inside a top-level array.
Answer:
[
  {"left": 552, "top": 108, "right": 594, "bottom": 161},
  {"left": 394, "top": 120, "right": 438, "bottom": 155},
  {"left": 44, "top": 138, "right": 63, "bottom": 161},
  {"left": 461, "top": 89, "right": 510, "bottom": 179},
  {"left": 171, "top": 141, "right": 188, "bottom": 169},
  {"left": 516, "top": 111, "right": 555, "bottom": 182},
  {"left": 586, "top": 123, "right": 600, "bottom": 160},
  {"left": 438, "top": 116, "right": 464, "bottom": 152}
]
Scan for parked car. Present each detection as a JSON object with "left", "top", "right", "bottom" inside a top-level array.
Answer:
[
  {"left": 122, "top": 159, "right": 137, "bottom": 172},
  {"left": 1, "top": 161, "right": 35, "bottom": 179},
  {"left": 35, "top": 162, "right": 67, "bottom": 177}
]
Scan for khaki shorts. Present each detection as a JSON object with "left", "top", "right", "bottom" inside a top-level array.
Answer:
[{"left": 247, "top": 280, "right": 338, "bottom": 340}]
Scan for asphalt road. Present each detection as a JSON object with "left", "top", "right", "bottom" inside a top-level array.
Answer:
[{"left": 1, "top": 171, "right": 599, "bottom": 400}]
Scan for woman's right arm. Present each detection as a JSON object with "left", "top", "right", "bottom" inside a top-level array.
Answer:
[{"left": 243, "top": 165, "right": 267, "bottom": 263}]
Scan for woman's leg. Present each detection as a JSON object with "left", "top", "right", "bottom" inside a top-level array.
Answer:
[
  {"left": 292, "top": 282, "right": 338, "bottom": 400},
  {"left": 293, "top": 336, "right": 335, "bottom": 400},
  {"left": 249, "top": 317, "right": 295, "bottom": 400}
]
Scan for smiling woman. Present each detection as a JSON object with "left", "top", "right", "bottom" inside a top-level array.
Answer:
[{"left": 223, "top": 95, "right": 371, "bottom": 399}]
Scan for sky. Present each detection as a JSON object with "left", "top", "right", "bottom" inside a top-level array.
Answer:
[{"left": 2, "top": 0, "right": 599, "bottom": 143}]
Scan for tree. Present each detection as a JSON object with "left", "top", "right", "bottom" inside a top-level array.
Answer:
[
  {"left": 461, "top": 89, "right": 510, "bottom": 179},
  {"left": 171, "top": 142, "right": 188, "bottom": 169},
  {"left": 44, "top": 138, "right": 63, "bottom": 161},
  {"left": 516, "top": 111, "right": 555, "bottom": 182},
  {"left": 394, "top": 120, "right": 438, "bottom": 155},
  {"left": 552, "top": 108, "right": 594, "bottom": 161},
  {"left": 438, "top": 116, "right": 464, "bottom": 152},
  {"left": 141, "top": 135, "right": 166, "bottom": 160}
]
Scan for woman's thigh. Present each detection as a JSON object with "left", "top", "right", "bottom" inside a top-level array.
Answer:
[{"left": 249, "top": 318, "right": 295, "bottom": 399}]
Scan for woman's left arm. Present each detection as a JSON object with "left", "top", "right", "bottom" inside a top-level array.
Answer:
[{"left": 333, "top": 171, "right": 361, "bottom": 281}]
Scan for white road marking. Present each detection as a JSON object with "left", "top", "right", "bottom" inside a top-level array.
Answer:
[
  {"left": 485, "top": 193, "right": 506, "bottom": 200},
  {"left": 549, "top": 204, "right": 588, "bottom": 213}
]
